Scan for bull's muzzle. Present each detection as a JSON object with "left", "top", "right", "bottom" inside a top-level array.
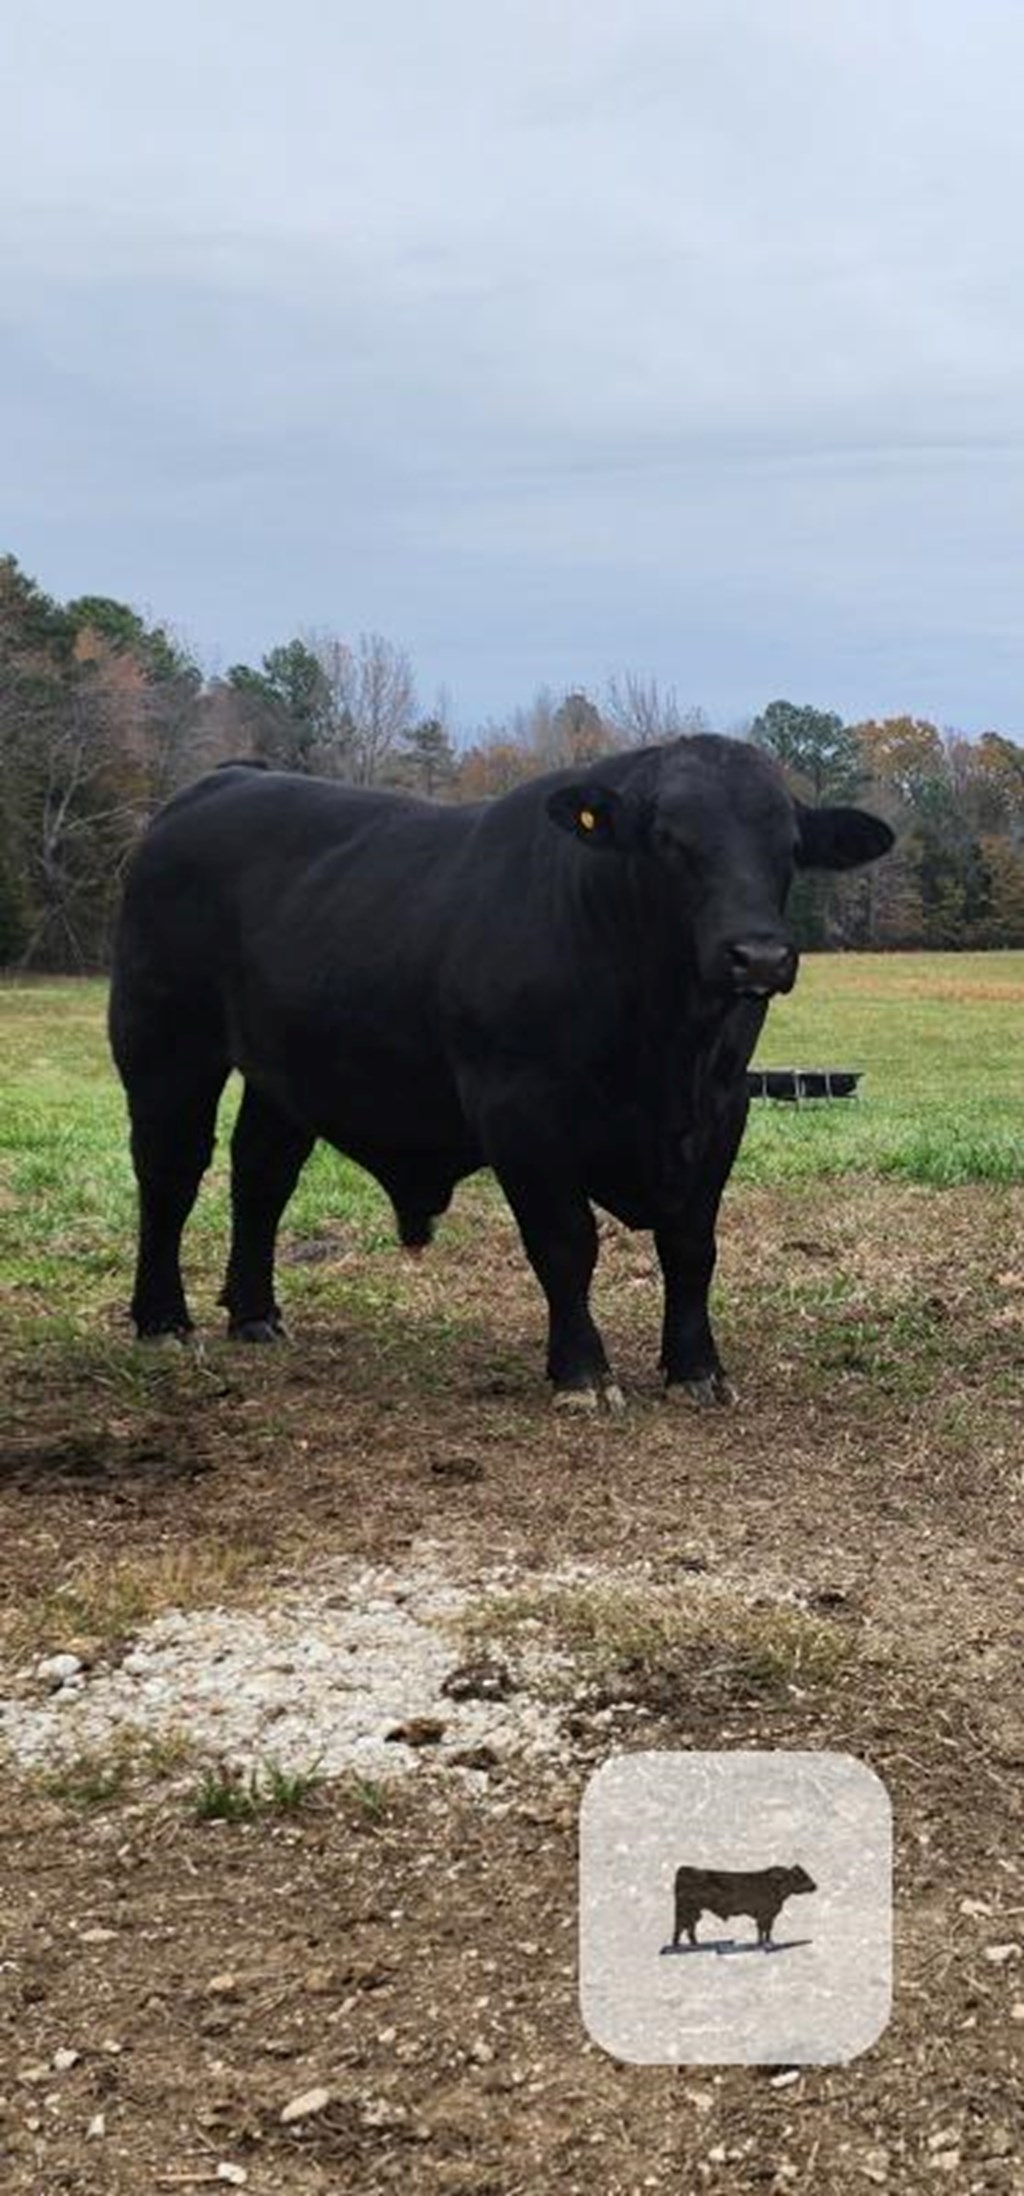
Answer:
[{"left": 726, "top": 936, "right": 798, "bottom": 998}]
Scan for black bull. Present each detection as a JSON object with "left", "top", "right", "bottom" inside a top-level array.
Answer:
[
  {"left": 109, "top": 735, "right": 892, "bottom": 1406},
  {"left": 672, "top": 1863, "right": 817, "bottom": 1948}
]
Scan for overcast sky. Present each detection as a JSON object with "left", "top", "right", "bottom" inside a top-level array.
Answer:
[{"left": 4, "top": 1, "right": 1024, "bottom": 734}]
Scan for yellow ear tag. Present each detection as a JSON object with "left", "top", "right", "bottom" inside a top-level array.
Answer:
[{"left": 579, "top": 807, "right": 596, "bottom": 832}]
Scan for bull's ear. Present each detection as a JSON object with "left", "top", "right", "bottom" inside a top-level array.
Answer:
[
  {"left": 796, "top": 804, "right": 895, "bottom": 871},
  {"left": 546, "top": 781, "right": 647, "bottom": 852}
]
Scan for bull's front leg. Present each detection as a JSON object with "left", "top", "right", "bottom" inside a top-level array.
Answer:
[
  {"left": 655, "top": 1214, "right": 734, "bottom": 1406},
  {"left": 656, "top": 1089, "right": 747, "bottom": 1408},
  {"left": 507, "top": 1178, "right": 625, "bottom": 1412},
  {"left": 475, "top": 1084, "right": 623, "bottom": 1411}
]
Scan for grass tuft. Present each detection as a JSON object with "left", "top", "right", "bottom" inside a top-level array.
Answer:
[
  {"left": 36, "top": 1724, "right": 201, "bottom": 1808},
  {"left": 344, "top": 1775, "right": 391, "bottom": 1822},
  {"left": 39, "top": 1746, "right": 134, "bottom": 1809},
  {"left": 191, "top": 1757, "right": 325, "bottom": 1823}
]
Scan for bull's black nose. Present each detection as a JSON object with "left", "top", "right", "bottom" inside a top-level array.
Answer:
[{"left": 728, "top": 938, "right": 797, "bottom": 996}]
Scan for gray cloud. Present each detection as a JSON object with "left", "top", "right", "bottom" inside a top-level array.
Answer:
[{"left": 4, "top": 0, "right": 1024, "bottom": 729}]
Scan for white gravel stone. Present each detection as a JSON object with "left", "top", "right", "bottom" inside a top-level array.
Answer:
[
  {"left": 281, "top": 2085, "right": 331, "bottom": 2124},
  {"left": 35, "top": 1653, "right": 83, "bottom": 1687}
]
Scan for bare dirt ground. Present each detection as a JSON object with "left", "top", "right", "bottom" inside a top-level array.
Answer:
[{"left": 1, "top": 1180, "right": 1022, "bottom": 2193}]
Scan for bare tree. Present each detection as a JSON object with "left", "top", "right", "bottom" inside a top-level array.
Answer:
[
  {"left": 14, "top": 648, "right": 143, "bottom": 966},
  {"left": 306, "top": 630, "right": 417, "bottom": 785},
  {"left": 508, "top": 686, "right": 559, "bottom": 768},
  {"left": 141, "top": 665, "right": 207, "bottom": 802},
  {"left": 604, "top": 672, "right": 708, "bottom": 746},
  {"left": 304, "top": 633, "right": 357, "bottom": 776},
  {"left": 550, "top": 690, "right": 611, "bottom": 764}
]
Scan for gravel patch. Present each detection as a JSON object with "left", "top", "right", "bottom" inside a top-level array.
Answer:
[{"left": 1, "top": 1554, "right": 578, "bottom": 1783}]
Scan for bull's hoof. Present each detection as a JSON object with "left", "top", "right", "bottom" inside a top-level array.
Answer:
[
  {"left": 665, "top": 1373, "right": 737, "bottom": 1409},
  {"left": 552, "top": 1378, "right": 627, "bottom": 1415},
  {"left": 228, "top": 1315, "right": 287, "bottom": 1344},
  {"left": 136, "top": 1324, "right": 193, "bottom": 1347},
  {"left": 552, "top": 1385, "right": 601, "bottom": 1413}
]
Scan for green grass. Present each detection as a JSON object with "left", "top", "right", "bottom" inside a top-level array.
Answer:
[
  {"left": 0, "top": 957, "right": 1021, "bottom": 1332},
  {"left": 36, "top": 1726, "right": 201, "bottom": 1808},
  {"left": 191, "top": 1758, "right": 325, "bottom": 1823},
  {"left": 741, "top": 952, "right": 1024, "bottom": 1185},
  {"left": 0, "top": 978, "right": 393, "bottom": 1326},
  {"left": 343, "top": 1775, "right": 391, "bottom": 1823},
  {"left": 39, "top": 1746, "right": 135, "bottom": 1810}
]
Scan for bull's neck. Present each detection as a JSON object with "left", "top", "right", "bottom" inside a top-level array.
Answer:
[
  {"left": 571, "top": 850, "right": 770, "bottom": 1111},
  {"left": 576, "top": 849, "right": 716, "bottom": 1030}
]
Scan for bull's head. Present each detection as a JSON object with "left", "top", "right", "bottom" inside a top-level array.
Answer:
[
  {"left": 546, "top": 735, "right": 894, "bottom": 1001},
  {"left": 776, "top": 1864, "right": 817, "bottom": 1895}
]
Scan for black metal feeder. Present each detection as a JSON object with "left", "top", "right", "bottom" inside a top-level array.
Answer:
[{"left": 746, "top": 1067, "right": 863, "bottom": 1103}]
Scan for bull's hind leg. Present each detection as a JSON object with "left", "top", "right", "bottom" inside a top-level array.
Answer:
[
  {"left": 218, "top": 1082, "right": 314, "bottom": 1341},
  {"left": 123, "top": 1052, "right": 228, "bottom": 1338}
]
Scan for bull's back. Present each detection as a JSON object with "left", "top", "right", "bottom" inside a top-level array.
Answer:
[
  {"left": 110, "top": 769, "right": 480, "bottom": 1136},
  {"left": 120, "top": 769, "right": 465, "bottom": 953},
  {"left": 675, "top": 1867, "right": 776, "bottom": 1909}
]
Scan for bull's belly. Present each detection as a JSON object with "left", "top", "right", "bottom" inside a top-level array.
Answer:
[
  {"left": 229, "top": 1010, "right": 475, "bottom": 1172},
  {"left": 588, "top": 1181, "right": 661, "bottom": 1230},
  {"left": 584, "top": 1160, "right": 686, "bottom": 1232},
  {"left": 242, "top": 1048, "right": 480, "bottom": 1235},
  {"left": 225, "top": 982, "right": 746, "bottom": 1230}
]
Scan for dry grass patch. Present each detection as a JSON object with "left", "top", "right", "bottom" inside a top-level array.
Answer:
[
  {"left": 459, "top": 1576, "right": 853, "bottom": 1695},
  {"left": 2, "top": 1539, "right": 270, "bottom": 1661}
]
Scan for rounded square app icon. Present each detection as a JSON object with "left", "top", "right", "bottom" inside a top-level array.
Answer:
[{"left": 579, "top": 1751, "right": 892, "bottom": 2065}]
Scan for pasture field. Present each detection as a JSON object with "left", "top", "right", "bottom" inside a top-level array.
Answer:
[{"left": 0, "top": 958, "right": 1022, "bottom": 2194}]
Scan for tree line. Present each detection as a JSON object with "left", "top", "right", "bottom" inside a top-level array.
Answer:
[{"left": 2, "top": 552, "right": 1023, "bottom": 969}]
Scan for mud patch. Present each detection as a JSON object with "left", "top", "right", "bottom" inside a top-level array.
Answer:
[{"left": 0, "top": 1425, "right": 212, "bottom": 1490}]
